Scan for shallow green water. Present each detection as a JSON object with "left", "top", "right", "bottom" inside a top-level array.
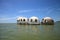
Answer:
[{"left": 0, "top": 23, "right": 60, "bottom": 40}]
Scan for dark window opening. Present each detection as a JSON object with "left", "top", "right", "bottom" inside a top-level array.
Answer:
[
  {"left": 27, "top": 19, "right": 29, "bottom": 21},
  {"left": 21, "top": 19, "right": 22, "bottom": 21},
  {"left": 46, "top": 20, "right": 48, "bottom": 23},
  {"left": 23, "top": 19, "right": 25, "bottom": 21},
  {"left": 52, "top": 20, "right": 54, "bottom": 22},
  {"left": 45, "top": 20, "right": 46, "bottom": 22},
  {"left": 30, "top": 19, "right": 32, "bottom": 22},
  {"left": 35, "top": 19, "right": 37, "bottom": 22}
]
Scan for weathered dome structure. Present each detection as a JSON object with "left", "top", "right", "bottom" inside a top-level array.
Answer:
[
  {"left": 29, "top": 16, "right": 40, "bottom": 24},
  {"left": 41, "top": 17, "right": 54, "bottom": 25},
  {"left": 17, "top": 17, "right": 28, "bottom": 24}
]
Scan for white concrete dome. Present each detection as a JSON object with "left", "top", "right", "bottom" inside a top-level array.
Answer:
[
  {"left": 17, "top": 17, "right": 23, "bottom": 20},
  {"left": 44, "top": 17, "right": 52, "bottom": 20},
  {"left": 29, "top": 16, "right": 39, "bottom": 21},
  {"left": 17, "top": 17, "right": 28, "bottom": 22},
  {"left": 29, "top": 16, "right": 39, "bottom": 19}
]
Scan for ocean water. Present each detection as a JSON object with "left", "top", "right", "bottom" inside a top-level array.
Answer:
[{"left": 0, "top": 23, "right": 60, "bottom": 40}]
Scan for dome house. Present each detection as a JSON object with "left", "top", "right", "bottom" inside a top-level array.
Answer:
[
  {"left": 17, "top": 17, "right": 28, "bottom": 24},
  {"left": 41, "top": 17, "right": 54, "bottom": 25},
  {"left": 28, "top": 16, "right": 40, "bottom": 24}
]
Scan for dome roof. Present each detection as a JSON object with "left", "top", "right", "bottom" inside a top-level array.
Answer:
[
  {"left": 44, "top": 17, "right": 52, "bottom": 20},
  {"left": 29, "top": 16, "right": 39, "bottom": 19},
  {"left": 17, "top": 17, "right": 27, "bottom": 20}
]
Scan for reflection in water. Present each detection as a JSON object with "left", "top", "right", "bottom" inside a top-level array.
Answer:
[
  {"left": 41, "top": 25, "right": 54, "bottom": 32},
  {"left": 0, "top": 23, "right": 60, "bottom": 40},
  {"left": 17, "top": 25, "right": 40, "bottom": 34},
  {"left": 17, "top": 24, "right": 54, "bottom": 34},
  {"left": 16, "top": 24, "right": 56, "bottom": 40}
]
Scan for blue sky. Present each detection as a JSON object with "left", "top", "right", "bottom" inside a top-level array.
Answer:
[{"left": 0, "top": 0, "right": 60, "bottom": 23}]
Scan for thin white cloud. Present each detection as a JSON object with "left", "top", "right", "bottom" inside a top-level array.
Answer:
[
  {"left": 0, "top": 16, "right": 19, "bottom": 20},
  {"left": 18, "top": 9, "right": 40, "bottom": 13},
  {"left": 45, "top": 7, "right": 55, "bottom": 15},
  {"left": 1, "top": 8, "right": 60, "bottom": 20},
  {"left": 0, "top": 17, "right": 15, "bottom": 20},
  {"left": 46, "top": 9, "right": 54, "bottom": 14},
  {"left": 46, "top": 8, "right": 60, "bottom": 15},
  {"left": 18, "top": 9, "right": 33, "bottom": 13},
  {"left": 47, "top": 8, "right": 60, "bottom": 14},
  {"left": 18, "top": 8, "right": 54, "bottom": 14}
]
